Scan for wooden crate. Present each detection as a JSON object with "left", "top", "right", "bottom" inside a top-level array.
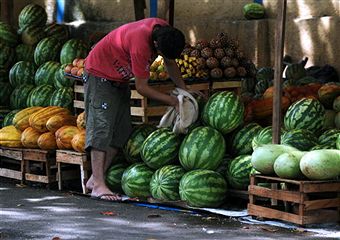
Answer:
[
  {"left": 248, "top": 174, "right": 340, "bottom": 225},
  {"left": 210, "top": 80, "right": 242, "bottom": 95},
  {"left": 0, "top": 147, "right": 25, "bottom": 183},
  {"left": 73, "top": 78, "right": 85, "bottom": 115},
  {"left": 56, "top": 150, "right": 91, "bottom": 194},
  {"left": 22, "top": 149, "right": 57, "bottom": 188}
]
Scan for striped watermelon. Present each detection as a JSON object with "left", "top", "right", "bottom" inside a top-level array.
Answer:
[
  {"left": 18, "top": 4, "right": 47, "bottom": 30},
  {"left": 179, "top": 169, "right": 227, "bottom": 207},
  {"left": 20, "top": 25, "right": 46, "bottom": 46},
  {"left": 227, "top": 155, "right": 255, "bottom": 190},
  {"left": 0, "top": 68, "right": 9, "bottom": 82},
  {"left": 105, "top": 163, "right": 129, "bottom": 192},
  {"left": 0, "top": 22, "right": 18, "bottom": 47},
  {"left": 252, "top": 126, "right": 286, "bottom": 150},
  {"left": 202, "top": 91, "right": 244, "bottom": 134},
  {"left": 311, "top": 143, "right": 335, "bottom": 150},
  {"left": 121, "top": 163, "right": 154, "bottom": 198},
  {"left": 9, "top": 61, "right": 36, "bottom": 87},
  {"left": 318, "top": 129, "right": 340, "bottom": 148},
  {"left": 281, "top": 129, "right": 318, "bottom": 151},
  {"left": 55, "top": 64, "right": 73, "bottom": 88},
  {"left": 215, "top": 155, "right": 232, "bottom": 177},
  {"left": 60, "top": 39, "right": 89, "bottom": 65},
  {"left": 2, "top": 109, "right": 21, "bottom": 127},
  {"left": 10, "top": 84, "right": 35, "bottom": 109},
  {"left": 141, "top": 128, "right": 180, "bottom": 169},
  {"left": 0, "top": 109, "right": 11, "bottom": 127},
  {"left": 44, "top": 23, "right": 69, "bottom": 43},
  {"left": 0, "top": 82, "right": 12, "bottom": 105},
  {"left": 49, "top": 87, "right": 74, "bottom": 109},
  {"left": 123, "top": 124, "right": 156, "bottom": 163},
  {"left": 179, "top": 126, "right": 225, "bottom": 171},
  {"left": 26, "top": 84, "right": 55, "bottom": 107},
  {"left": 0, "top": 42, "right": 15, "bottom": 69},
  {"left": 15, "top": 44, "right": 35, "bottom": 62},
  {"left": 230, "top": 123, "right": 263, "bottom": 156},
  {"left": 284, "top": 98, "right": 325, "bottom": 134},
  {"left": 243, "top": 3, "right": 265, "bottom": 20},
  {"left": 34, "top": 37, "right": 62, "bottom": 66},
  {"left": 149, "top": 165, "right": 186, "bottom": 201},
  {"left": 34, "top": 61, "right": 60, "bottom": 86}
]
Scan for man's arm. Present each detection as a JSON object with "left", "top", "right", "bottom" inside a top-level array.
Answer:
[{"left": 163, "top": 58, "right": 187, "bottom": 90}]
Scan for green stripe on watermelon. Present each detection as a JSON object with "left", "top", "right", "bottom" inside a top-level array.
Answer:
[
  {"left": 284, "top": 98, "right": 325, "bottom": 134},
  {"left": 141, "top": 128, "right": 180, "bottom": 169},
  {"left": 105, "top": 163, "right": 129, "bottom": 192},
  {"left": 281, "top": 129, "right": 318, "bottom": 151},
  {"left": 0, "top": 42, "right": 15, "bottom": 69},
  {"left": 0, "top": 109, "right": 11, "bottom": 127},
  {"left": 230, "top": 122, "right": 263, "bottom": 156},
  {"left": 34, "top": 37, "right": 62, "bottom": 66},
  {"left": 44, "top": 23, "right": 69, "bottom": 43},
  {"left": 202, "top": 91, "right": 244, "bottom": 134},
  {"left": 49, "top": 87, "right": 74, "bottom": 110},
  {"left": 179, "top": 126, "right": 225, "bottom": 171},
  {"left": 123, "top": 124, "right": 156, "bottom": 163},
  {"left": 227, "top": 155, "right": 254, "bottom": 190},
  {"left": 215, "top": 155, "right": 232, "bottom": 178},
  {"left": 0, "top": 22, "right": 18, "bottom": 47},
  {"left": 60, "top": 39, "right": 89, "bottom": 65},
  {"left": 179, "top": 169, "right": 227, "bottom": 207},
  {"left": 3, "top": 109, "right": 21, "bottom": 127},
  {"left": 26, "top": 84, "right": 55, "bottom": 107},
  {"left": 150, "top": 165, "right": 186, "bottom": 201},
  {"left": 20, "top": 25, "right": 46, "bottom": 46},
  {"left": 318, "top": 129, "right": 340, "bottom": 148},
  {"left": 121, "top": 163, "right": 154, "bottom": 198},
  {"left": 252, "top": 126, "right": 286, "bottom": 150},
  {"left": 34, "top": 61, "right": 60, "bottom": 86},
  {"left": 18, "top": 4, "right": 47, "bottom": 30},
  {"left": 9, "top": 61, "right": 37, "bottom": 87},
  {"left": 10, "top": 84, "right": 35, "bottom": 109},
  {"left": 15, "top": 44, "right": 35, "bottom": 62},
  {"left": 243, "top": 3, "right": 265, "bottom": 20},
  {"left": 55, "top": 64, "right": 75, "bottom": 88}
]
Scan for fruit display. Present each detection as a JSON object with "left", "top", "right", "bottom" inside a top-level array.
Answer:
[
  {"left": 175, "top": 54, "right": 208, "bottom": 79},
  {"left": 149, "top": 55, "right": 169, "bottom": 81},
  {"left": 63, "top": 58, "right": 85, "bottom": 78}
]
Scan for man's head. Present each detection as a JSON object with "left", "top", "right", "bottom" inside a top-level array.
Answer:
[{"left": 152, "top": 25, "right": 185, "bottom": 59}]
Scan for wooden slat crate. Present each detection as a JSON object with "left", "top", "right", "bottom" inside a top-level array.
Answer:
[
  {"left": 22, "top": 149, "right": 57, "bottom": 188},
  {"left": 0, "top": 147, "right": 25, "bottom": 183},
  {"left": 248, "top": 174, "right": 340, "bottom": 225},
  {"left": 56, "top": 150, "right": 91, "bottom": 194},
  {"left": 210, "top": 80, "right": 242, "bottom": 95}
]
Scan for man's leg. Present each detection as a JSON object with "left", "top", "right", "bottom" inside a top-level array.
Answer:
[
  {"left": 86, "top": 147, "right": 118, "bottom": 190},
  {"left": 90, "top": 147, "right": 120, "bottom": 200}
]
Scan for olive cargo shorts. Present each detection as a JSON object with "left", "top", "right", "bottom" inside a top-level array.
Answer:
[{"left": 83, "top": 73, "right": 132, "bottom": 151}]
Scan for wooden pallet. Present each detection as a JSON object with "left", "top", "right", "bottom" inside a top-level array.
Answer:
[
  {"left": 22, "top": 149, "right": 57, "bottom": 188},
  {"left": 0, "top": 147, "right": 25, "bottom": 183},
  {"left": 56, "top": 149, "right": 91, "bottom": 194},
  {"left": 248, "top": 174, "right": 340, "bottom": 225}
]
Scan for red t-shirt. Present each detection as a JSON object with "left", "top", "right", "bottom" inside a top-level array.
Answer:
[{"left": 85, "top": 18, "right": 168, "bottom": 82}]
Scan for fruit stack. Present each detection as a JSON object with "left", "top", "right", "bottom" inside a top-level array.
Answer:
[
  {"left": 175, "top": 54, "right": 208, "bottom": 79},
  {"left": 64, "top": 58, "right": 85, "bottom": 78}
]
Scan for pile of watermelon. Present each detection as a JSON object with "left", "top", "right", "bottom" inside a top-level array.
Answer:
[{"left": 0, "top": 3, "right": 89, "bottom": 127}]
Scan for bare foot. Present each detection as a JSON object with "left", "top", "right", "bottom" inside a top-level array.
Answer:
[
  {"left": 85, "top": 175, "right": 94, "bottom": 191},
  {"left": 91, "top": 184, "right": 121, "bottom": 201}
]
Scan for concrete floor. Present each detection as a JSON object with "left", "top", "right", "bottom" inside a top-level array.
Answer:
[{"left": 0, "top": 179, "right": 339, "bottom": 240}]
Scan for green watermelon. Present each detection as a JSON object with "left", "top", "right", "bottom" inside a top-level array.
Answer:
[
  {"left": 215, "top": 155, "right": 232, "bottom": 177},
  {"left": 49, "top": 87, "right": 74, "bottom": 109},
  {"left": 149, "top": 165, "right": 186, "bottom": 201},
  {"left": 256, "top": 67, "right": 274, "bottom": 83},
  {"left": 0, "top": 42, "right": 15, "bottom": 69},
  {"left": 10, "top": 84, "right": 35, "bottom": 109},
  {"left": 285, "top": 63, "right": 307, "bottom": 83},
  {"left": 243, "top": 3, "right": 265, "bottom": 20},
  {"left": 0, "top": 22, "right": 18, "bottom": 47},
  {"left": 0, "top": 109, "right": 11, "bottom": 127},
  {"left": 60, "top": 39, "right": 89, "bottom": 65},
  {"left": 105, "top": 163, "right": 129, "bottom": 192},
  {"left": 55, "top": 64, "right": 74, "bottom": 88},
  {"left": 34, "top": 37, "right": 62, "bottom": 66},
  {"left": 284, "top": 98, "right": 325, "bottom": 134},
  {"left": 34, "top": 61, "right": 60, "bottom": 86},
  {"left": 15, "top": 44, "right": 35, "bottom": 62},
  {"left": 20, "top": 25, "right": 46, "bottom": 46},
  {"left": 2, "top": 109, "right": 21, "bottom": 127},
  {"left": 230, "top": 123, "right": 263, "bottom": 156},
  {"left": 252, "top": 126, "right": 286, "bottom": 150},
  {"left": 179, "top": 126, "right": 225, "bottom": 171},
  {"left": 318, "top": 129, "right": 340, "bottom": 148},
  {"left": 141, "top": 128, "right": 180, "bottom": 169},
  {"left": 0, "top": 68, "right": 9, "bottom": 82},
  {"left": 226, "top": 155, "right": 254, "bottom": 190},
  {"left": 179, "top": 169, "right": 227, "bottom": 207},
  {"left": 202, "top": 91, "right": 244, "bottom": 134},
  {"left": 9, "top": 61, "right": 36, "bottom": 87},
  {"left": 281, "top": 129, "right": 318, "bottom": 151},
  {"left": 121, "top": 163, "right": 154, "bottom": 198},
  {"left": 311, "top": 143, "right": 335, "bottom": 150},
  {"left": 123, "top": 124, "right": 156, "bottom": 163},
  {"left": 26, "top": 84, "right": 55, "bottom": 107},
  {"left": 0, "top": 82, "right": 12, "bottom": 105},
  {"left": 18, "top": 4, "right": 47, "bottom": 30},
  {"left": 44, "top": 23, "right": 69, "bottom": 43}
]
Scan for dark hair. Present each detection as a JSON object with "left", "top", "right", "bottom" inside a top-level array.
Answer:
[{"left": 152, "top": 25, "right": 185, "bottom": 59}]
